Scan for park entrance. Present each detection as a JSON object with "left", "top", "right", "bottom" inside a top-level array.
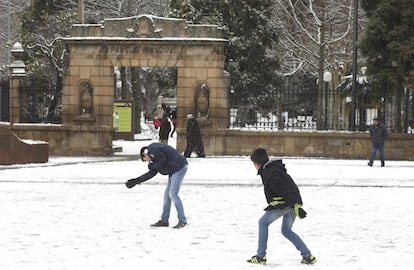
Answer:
[{"left": 60, "top": 15, "right": 228, "bottom": 155}]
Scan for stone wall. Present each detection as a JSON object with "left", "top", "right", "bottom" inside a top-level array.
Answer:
[
  {"left": 12, "top": 124, "right": 113, "bottom": 156},
  {"left": 0, "top": 125, "right": 48, "bottom": 165},
  {"left": 10, "top": 124, "right": 414, "bottom": 160},
  {"left": 179, "top": 129, "right": 414, "bottom": 160}
]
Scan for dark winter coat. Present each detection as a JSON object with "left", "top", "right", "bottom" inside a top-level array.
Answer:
[
  {"left": 369, "top": 122, "right": 387, "bottom": 146},
  {"left": 185, "top": 118, "right": 204, "bottom": 150},
  {"left": 159, "top": 117, "right": 171, "bottom": 140},
  {"left": 258, "top": 159, "right": 303, "bottom": 211},
  {"left": 138, "top": 143, "right": 188, "bottom": 183}
]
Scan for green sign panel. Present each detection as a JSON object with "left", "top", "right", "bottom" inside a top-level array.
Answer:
[{"left": 113, "top": 102, "right": 132, "bottom": 132}]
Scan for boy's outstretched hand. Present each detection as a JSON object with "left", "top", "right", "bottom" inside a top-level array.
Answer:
[{"left": 125, "top": 178, "right": 141, "bottom": 188}]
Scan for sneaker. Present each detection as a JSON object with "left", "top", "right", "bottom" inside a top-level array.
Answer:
[
  {"left": 172, "top": 222, "right": 187, "bottom": 229},
  {"left": 301, "top": 255, "right": 316, "bottom": 264},
  {"left": 368, "top": 162, "right": 373, "bottom": 167},
  {"left": 247, "top": 255, "right": 267, "bottom": 264},
  {"left": 150, "top": 220, "right": 169, "bottom": 227}
]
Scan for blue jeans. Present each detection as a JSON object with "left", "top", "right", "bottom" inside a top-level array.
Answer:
[
  {"left": 257, "top": 207, "right": 311, "bottom": 258},
  {"left": 161, "top": 165, "right": 188, "bottom": 224},
  {"left": 369, "top": 144, "right": 385, "bottom": 165}
]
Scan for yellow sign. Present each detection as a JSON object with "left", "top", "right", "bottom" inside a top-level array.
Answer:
[{"left": 113, "top": 102, "right": 132, "bottom": 132}]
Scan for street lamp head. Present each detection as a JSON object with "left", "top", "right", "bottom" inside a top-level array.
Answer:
[
  {"left": 323, "top": 71, "right": 332, "bottom": 82},
  {"left": 10, "top": 42, "right": 25, "bottom": 60},
  {"left": 361, "top": 66, "right": 367, "bottom": 75}
]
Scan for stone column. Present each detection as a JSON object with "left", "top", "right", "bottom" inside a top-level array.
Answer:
[{"left": 9, "top": 42, "right": 26, "bottom": 124}]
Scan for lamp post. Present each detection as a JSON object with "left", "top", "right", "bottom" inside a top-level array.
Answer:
[
  {"left": 9, "top": 42, "right": 26, "bottom": 124},
  {"left": 350, "top": 0, "right": 359, "bottom": 131},
  {"left": 323, "top": 71, "right": 332, "bottom": 130},
  {"left": 7, "top": 0, "right": 11, "bottom": 77},
  {"left": 359, "top": 66, "right": 367, "bottom": 130}
]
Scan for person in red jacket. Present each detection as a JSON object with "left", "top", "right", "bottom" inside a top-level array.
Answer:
[{"left": 247, "top": 148, "right": 316, "bottom": 265}]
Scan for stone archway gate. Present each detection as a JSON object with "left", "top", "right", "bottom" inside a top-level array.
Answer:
[{"left": 61, "top": 15, "right": 229, "bottom": 155}]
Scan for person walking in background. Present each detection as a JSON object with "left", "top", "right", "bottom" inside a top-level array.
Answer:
[
  {"left": 159, "top": 113, "right": 171, "bottom": 144},
  {"left": 368, "top": 117, "right": 388, "bottom": 167},
  {"left": 153, "top": 116, "right": 161, "bottom": 130},
  {"left": 170, "top": 108, "right": 177, "bottom": 137},
  {"left": 184, "top": 114, "right": 205, "bottom": 158},
  {"left": 247, "top": 148, "right": 316, "bottom": 265},
  {"left": 125, "top": 143, "right": 188, "bottom": 229}
]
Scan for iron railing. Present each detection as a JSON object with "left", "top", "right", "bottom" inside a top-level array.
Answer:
[{"left": 229, "top": 87, "right": 414, "bottom": 133}]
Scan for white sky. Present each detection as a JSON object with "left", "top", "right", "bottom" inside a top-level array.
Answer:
[{"left": 1, "top": 136, "right": 414, "bottom": 270}]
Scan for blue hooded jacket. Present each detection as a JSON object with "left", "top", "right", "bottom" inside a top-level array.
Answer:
[{"left": 138, "top": 143, "right": 188, "bottom": 182}]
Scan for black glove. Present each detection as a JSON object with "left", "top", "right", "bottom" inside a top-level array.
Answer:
[
  {"left": 125, "top": 177, "right": 141, "bottom": 188},
  {"left": 294, "top": 203, "right": 307, "bottom": 219},
  {"left": 298, "top": 208, "right": 307, "bottom": 219}
]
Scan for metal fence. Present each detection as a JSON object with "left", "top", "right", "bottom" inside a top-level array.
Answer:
[
  {"left": 229, "top": 86, "right": 414, "bottom": 133},
  {"left": 229, "top": 107, "right": 316, "bottom": 131},
  {"left": 7, "top": 80, "right": 414, "bottom": 133}
]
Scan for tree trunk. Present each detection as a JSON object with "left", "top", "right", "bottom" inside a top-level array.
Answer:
[{"left": 131, "top": 68, "right": 142, "bottom": 134}]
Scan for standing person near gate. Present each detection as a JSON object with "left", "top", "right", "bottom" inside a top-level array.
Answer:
[
  {"left": 125, "top": 143, "right": 188, "bottom": 229},
  {"left": 170, "top": 108, "right": 177, "bottom": 138},
  {"left": 247, "top": 147, "right": 316, "bottom": 265},
  {"left": 184, "top": 114, "right": 205, "bottom": 158},
  {"left": 159, "top": 113, "right": 171, "bottom": 144},
  {"left": 368, "top": 117, "right": 388, "bottom": 167}
]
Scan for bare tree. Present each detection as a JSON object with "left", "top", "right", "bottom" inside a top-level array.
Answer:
[
  {"left": 13, "top": 0, "right": 171, "bottom": 123},
  {"left": 271, "top": 0, "right": 365, "bottom": 129},
  {"left": 80, "top": 0, "right": 170, "bottom": 23}
]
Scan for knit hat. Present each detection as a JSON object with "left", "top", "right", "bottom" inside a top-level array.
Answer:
[{"left": 140, "top": 146, "right": 149, "bottom": 161}]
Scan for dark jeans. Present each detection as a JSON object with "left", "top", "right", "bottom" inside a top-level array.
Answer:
[
  {"left": 369, "top": 144, "right": 385, "bottom": 166},
  {"left": 256, "top": 208, "right": 311, "bottom": 258}
]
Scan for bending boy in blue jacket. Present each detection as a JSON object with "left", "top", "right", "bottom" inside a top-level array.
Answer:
[
  {"left": 125, "top": 143, "right": 188, "bottom": 229},
  {"left": 247, "top": 148, "right": 316, "bottom": 265}
]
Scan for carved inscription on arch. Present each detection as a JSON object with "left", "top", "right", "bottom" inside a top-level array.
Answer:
[
  {"left": 97, "top": 45, "right": 224, "bottom": 56},
  {"left": 99, "top": 45, "right": 181, "bottom": 55}
]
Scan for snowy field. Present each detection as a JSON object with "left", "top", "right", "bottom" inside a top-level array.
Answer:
[{"left": 1, "top": 138, "right": 414, "bottom": 270}]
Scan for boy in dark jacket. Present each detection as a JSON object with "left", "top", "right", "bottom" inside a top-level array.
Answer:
[
  {"left": 247, "top": 148, "right": 316, "bottom": 265},
  {"left": 125, "top": 143, "right": 188, "bottom": 229}
]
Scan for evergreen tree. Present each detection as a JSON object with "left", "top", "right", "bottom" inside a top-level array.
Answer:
[
  {"left": 20, "top": 0, "right": 76, "bottom": 122},
  {"left": 361, "top": 0, "right": 382, "bottom": 17},
  {"left": 170, "top": 0, "right": 282, "bottom": 106},
  {"left": 360, "top": 0, "right": 414, "bottom": 132}
]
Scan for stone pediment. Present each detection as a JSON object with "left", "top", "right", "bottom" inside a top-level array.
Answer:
[
  {"left": 70, "top": 14, "right": 225, "bottom": 40},
  {"left": 126, "top": 15, "right": 160, "bottom": 38}
]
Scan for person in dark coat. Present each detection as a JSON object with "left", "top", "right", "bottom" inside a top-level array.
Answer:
[
  {"left": 170, "top": 109, "right": 177, "bottom": 137},
  {"left": 125, "top": 143, "right": 188, "bottom": 229},
  {"left": 183, "top": 114, "right": 205, "bottom": 158},
  {"left": 368, "top": 117, "right": 388, "bottom": 167},
  {"left": 247, "top": 148, "right": 316, "bottom": 265},
  {"left": 158, "top": 114, "right": 171, "bottom": 144}
]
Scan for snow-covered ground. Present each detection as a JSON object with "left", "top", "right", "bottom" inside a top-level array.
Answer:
[{"left": 1, "top": 136, "right": 414, "bottom": 270}]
